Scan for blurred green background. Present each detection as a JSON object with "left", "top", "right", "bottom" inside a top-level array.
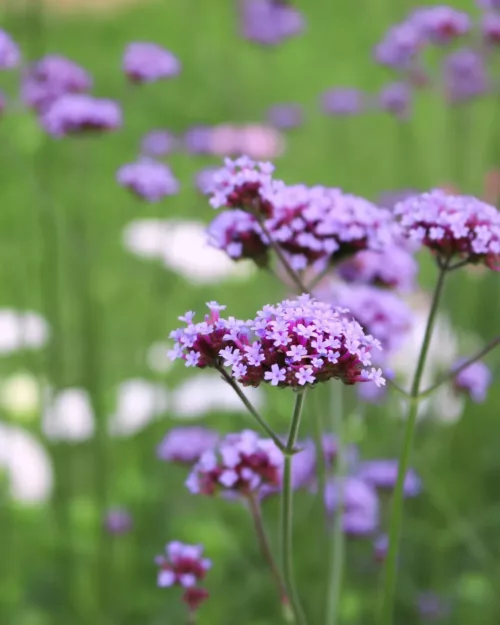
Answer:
[{"left": 1, "top": 0, "right": 500, "bottom": 624}]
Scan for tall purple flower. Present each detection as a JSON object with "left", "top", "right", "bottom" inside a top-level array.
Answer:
[
  {"left": 379, "top": 82, "right": 413, "bottom": 120},
  {"left": 267, "top": 103, "right": 304, "bottom": 129},
  {"left": 321, "top": 88, "right": 365, "bottom": 116},
  {"left": 168, "top": 296, "right": 385, "bottom": 389},
  {"left": 442, "top": 49, "right": 489, "bottom": 104},
  {"left": 40, "top": 94, "right": 121, "bottom": 137},
  {"left": 140, "top": 129, "right": 179, "bottom": 157},
  {"left": 123, "top": 42, "right": 180, "bottom": 83},
  {"left": 324, "top": 477, "right": 380, "bottom": 537},
  {"left": 358, "top": 459, "right": 421, "bottom": 497},
  {"left": 156, "top": 427, "right": 219, "bottom": 464},
  {"left": 21, "top": 55, "right": 92, "bottom": 111},
  {"left": 0, "top": 29, "right": 21, "bottom": 70},
  {"left": 453, "top": 359, "right": 492, "bottom": 403},
  {"left": 239, "top": 0, "right": 305, "bottom": 46},
  {"left": 394, "top": 189, "right": 500, "bottom": 270},
  {"left": 117, "top": 159, "right": 179, "bottom": 201}
]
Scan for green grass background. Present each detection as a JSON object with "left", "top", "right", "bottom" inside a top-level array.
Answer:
[{"left": 1, "top": 0, "right": 500, "bottom": 623}]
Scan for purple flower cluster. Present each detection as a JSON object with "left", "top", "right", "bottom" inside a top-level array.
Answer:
[
  {"left": 394, "top": 190, "right": 500, "bottom": 270},
  {"left": 140, "top": 129, "right": 179, "bottom": 157},
  {"left": 321, "top": 88, "right": 365, "bottom": 116},
  {"left": 411, "top": 6, "right": 470, "bottom": 45},
  {"left": 22, "top": 55, "right": 93, "bottom": 112},
  {"left": 453, "top": 359, "right": 492, "bottom": 403},
  {"left": 358, "top": 460, "right": 422, "bottom": 497},
  {"left": 168, "top": 296, "right": 385, "bottom": 389},
  {"left": 40, "top": 94, "right": 122, "bottom": 137},
  {"left": 378, "top": 82, "right": 413, "bottom": 120},
  {"left": 442, "top": 49, "right": 489, "bottom": 103},
  {"left": 123, "top": 42, "right": 180, "bottom": 83},
  {"left": 266, "top": 103, "right": 304, "bottom": 129},
  {"left": 337, "top": 247, "right": 418, "bottom": 292},
  {"left": 478, "top": 0, "right": 500, "bottom": 10},
  {"left": 206, "top": 157, "right": 394, "bottom": 271},
  {"left": 157, "top": 427, "right": 219, "bottom": 464},
  {"left": 185, "top": 430, "right": 282, "bottom": 496},
  {"left": 0, "top": 29, "right": 20, "bottom": 70},
  {"left": 117, "top": 159, "right": 179, "bottom": 201},
  {"left": 239, "top": 0, "right": 305, "bottom": 46},
  {"left": 156, "top": 541, "right": 211, "bottom": 610},
  {"left": 323, "top": 284, "right": 414, "bottom": 352},
  {"left": 324, "top": 477, "right": 380, "bottom": 536},
  {"left": 481, "top": 12, "right": 500, "bottom": 45}
]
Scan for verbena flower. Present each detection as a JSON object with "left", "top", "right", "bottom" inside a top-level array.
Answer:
[
  {"left": 322, "top": 284, "right": 414, "bottom": 352},
  {"left": 321, "top": 88, "right": 365, "bottom": 116},
  {"left": 40, "top": 94, "right": 121, "bottom": 137},
  {"left": 140, "top": 129, "right": 178, "bottom": 157},
  {"left": 442, "top": 49, "right": 489, "bottom": 104},
  {"left": 478, "top": 0, "right": 500, "bottom": 10},
  {"left": 378, "top": 82, "right": 413, "bottom": 120},
  {"left": 324, "top": 477, "right": 380, "bottom": 537},
  {"left": 358, "top": 459, "right": 421, "bottom": 497},
  {"left": 373, "top": 533, "right": 389, "bottom": 562},
  {"left": 185, "top": 430, "right": 282, "bottom": 496},
  {"left": 206, "top": 209, "right": 269, "bottom": 265},
  {"left": 0, "top": 29, "right": 21, "bottom": 70},
  {"left": 104, "top": 507, "right": 133, "bottom": 534},
  {"left": 169, "top": 296, "right": 385, "bottom": 389},
  {"left": 21, "top": 55, "right": 92, "bottom": 111},
  {"left": 481, "top": 12, "right": 500, "bottom": 45},
  {"left": 156, "top": 426, "right": 219, "bottom": 464},
  {"left": 337, "top": 247, "right": 418, "bottom": 292},
  {"left": 239, "top": 0, "right": 305, "bottom": 46},
  {"left": 156, "top": 541, "right": 211, "bottom": 610},
  {"left": 195, "top": 167, "right": 219, "bottom": 195},
  {"left": 260, "top": 439, "right": 317, "bottom": 498},
  {"left": 374, "top": 22, "right": 423, "bottom": 70},
  {"left": 411, "top": 6, "right": 470, "bottom": 45},
  {"left": 322, "top": 434, "right": 359, "bottom": 471},
  {"left": 394, "top": 189, "right": 500, "bottom": 269},
  {"left": 184, "top": 126, "right": 213, "bottom": 154},
  {"left": 267, "top": 103, "right": 304, "bottom": 129},
  {"left": 117, "top": 159, "right": 179, "bottom": 201},
  {"left": 453, "top": 359, "right": 492, "bottom": 403},
  {"left": 123, "top": 42, "right": 180, "bottom": 83}
]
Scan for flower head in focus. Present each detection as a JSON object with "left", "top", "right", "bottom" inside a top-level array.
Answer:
[
  {"left": 156, "top": 541, "right": 211, "bottom": 611},
  {"left": 21, "top": 55, "right": 92, "bottom": 111},
  {"left": 324, "top": 477, "right": 380, "bottom": 537},
  {"left": 185, "top": 430, "right": 282, "bottom": 496},
  {"left": 358, "top": 459, "right": 421, "bottom": 497},
  {"left": 0, "top": 29, "right": 21, "bottom": 70},
  {"left": 453, "top": 359, "right": 492, "bottom": 403},
  {"left": 157, "top": 427, "right": 219, "bottom": 464},
  {"left": 117, "top": 159, "right": 179, "bottom": 201},
  {"left": 40, "top": 94, "right": 121, "bottom": 137},
  {"left": 394, "top": 190, "right": 500, "bottom": 270},
  {"left": 123, "top": 42, "right": 180, "bottom": 83}
]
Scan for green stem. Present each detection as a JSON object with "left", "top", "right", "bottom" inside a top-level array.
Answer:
[
  {"left": 311, "top": 392, "right": 328, "bottom": 526},
  {"left": 325, "top": 384, "right": 345, "bottom": 625},
  {"left": 378, "top": 264, "right": 448, "bottom": 625},
  {"left": 247, "top": 494, "right": 290, "bottom": 613},
  {"left": 217, "top": 367, "right": 289, "bottom": 453},
  {"left": 281, "top": 391, "right": 309, "bottom": 625}
]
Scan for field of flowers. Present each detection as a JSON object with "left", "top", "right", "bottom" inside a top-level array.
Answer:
[{"left": 1, "top": 0, "right": 500, "bottom": 624}]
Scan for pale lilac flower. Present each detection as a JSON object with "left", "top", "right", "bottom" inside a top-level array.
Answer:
[
  {"left": 481, "top": 12, "right": 500, "bottom": 45},
  {"left": 321, "top": 88, "right": 365, "bottom": 116},
  {"left": 186, "top": 430, "right": 282, "bottom": 496},
  {"left": 453, "top": 359, "right": 492, "bottom": 403},
  {"left": 411, "top": 6, "right": 470, "bottom": 45},
  {"left": 324, "top": 477, "right": 380, "bottom": 537},
  {"left": 337, "top": 247, "right": 419, "bottom": 291},
  {"left": 379, "top": 82, "right": 412, "bottom": 120},
  {"left": 374, "top": 22, "right": 423, "bottom": 70},
  {"left": 267, "top": 103, "right": 303, "bottom": 129},
  {"left": 40, "top": 94, "right": 121, "bottom": 137},
  {"left": 123, "top": 42, "right": 180, "bottom": 83},
  {"left": 104, "top": 507, "right": 133, "bottom": 534},
  {"left": 0, "top": 29, "right": 21, "bottom": 70},
  {"left": 478, "top": 0, "right": 500, "bottom": 10},
  {"left": 322, "top": 434, "right": 359, "bottom": 471},
  {"left": 140, "top": 130, "right": 178, "bottom": 157},
  {"left": 373, "top": 534, "right": 389, "bottom": 562},
  {"left": 184, "top": 126, "right": 213, "bottom": 154},
  {"left": 394, "top": 189, "right": 500, "bottom": 269},
  {"left": 239, "top": 0, "right": 305, "bottom": 46},
  {"left": 195, "top": 167, "right": 219, "bottom": 195},
  {"left": 157, "top": 427, "right": 219, "bottom": 464},
  {"left": 442, "top": 49, "right": 489, "bottom": 103},
  {"left": 21, "top": 55, "right": 92, "bottom": 111},
  {"left": 358, "top": 459, "right": 421, "bottom": 497},
  {"left": 117, "top": 159, "right": 179, "bottom": 201},
  {"left": 261, "top": 439, "right": 317, "bottom": 498}
]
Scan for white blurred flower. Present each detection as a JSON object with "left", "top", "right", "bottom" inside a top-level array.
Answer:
[
  {"left": 0, "top": 372, "right": 41, "bottom": 419},
  {"left": 108, "top": 378, "right": 168, "bottom": 437},
  {"left": 0, "top": 309, "right": 49, "bottom": 354},
  {"left": 42, "top": 388, "right": 95, "bottom": 442},
  {"left": 0, "top": 423, "right": 53, "bottom": 503},
  {"left": 122, "top": 219, "right": 255, "bottom": 284},
  {"left": 171, "top": 372, "right": 264, "bottom": 418},
  {"left": 146, "top": 341, "right": 173, "bottom": 374}
]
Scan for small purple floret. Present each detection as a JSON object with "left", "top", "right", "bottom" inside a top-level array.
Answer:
[{"left": 123, "top": 42, "right": 180, "bottom": 83}]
